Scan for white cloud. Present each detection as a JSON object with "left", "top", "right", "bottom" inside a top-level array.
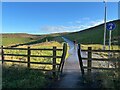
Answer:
[
  {"left": 89, "top": 20, "right": 104, "bottom": 27},
  {"left": 41, "top": 25, "right": 70, "bottom": 33},
  {"left": 40, "top": 19, "right": 105, "bottom": 33},
  {"left": 67, "top": 17, "right": 90, "bottom": 25}
]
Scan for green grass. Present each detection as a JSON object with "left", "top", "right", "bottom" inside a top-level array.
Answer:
[
  {"left": 81, "top": 44, "right": 119, "bottom": 58},
  {"left": 81, "top": 44, "right": 119, "bottom": 50},
  {"left": 84, "top": 56, "right": 120, "bottom": 89},
  {"left": 2, "top": 41, "right": 69, "bottom": 88},
  {"left": 2, "top": 37, "right": 34, "bottom": 46},
  {"left": 89, "top": 68, "right": 120, "bottom": 89},
  {"left": 63, "top": 19, "right": 120, "bottom": 44},
  {"left": 2, "top": 35, "right": 65, "bottom": 47},
  {"left": 2, "top": 20, "right": 119, "bottom": 47},
  {"left": 1, "top": 32, "right": 67, "bottom": 47},
  {"left": 2, "top": 19, "right": 119, "bottom": 88},
  {"left": 2, "top": 65, "right": 51, "bottom": 88},
  {"left": 3, "top": 41, "right": 65, "bottom": 69}
]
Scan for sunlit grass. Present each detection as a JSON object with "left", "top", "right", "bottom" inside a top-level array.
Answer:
[
  {"left": 81, "top": 44, "right": 119, "bottom": 50},
  {"left": 2, "top": 41, "right": 69, "bottom": 88},
  {"left": 2, "top": 37, "right": 34, "bottom": 46},
  {"left": 3, "top": 41, "right": 69, "bottom": 70}
]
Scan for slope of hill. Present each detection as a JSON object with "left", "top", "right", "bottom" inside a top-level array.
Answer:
[
  {"left": 1, "top": 33, "right": 40, "bottom": 46},
  {"left": 2, "top": 19, "right": 119, "bottom": 46},
  {"left": 1, "top": 32, "right": 68, "bottom": 46},
  {"left": 63, "top": 19, "right": 120, "bottom": 44}
]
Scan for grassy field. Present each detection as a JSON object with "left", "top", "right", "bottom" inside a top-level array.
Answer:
[
  {"left": 2, "top": 37, "right": 34, "bottom": 46},
  {"left": 3, "top": 41, "right": 68, "bottom": 69},
  {"left": 1, "top": 35, "right": 48, "bottom": 47},
  {"left": 2, "top": 41, "right": 69, "bottom": 88},
  {"left": 81, "top": 44, "right": 119, "bottom": 50},
  {"left": 84, "top": 67, "right": 120, "bottom": 89},
  {"left": 2, "top": 65, "right": 51, "bottom": 88},
  {"left": 1, "top": 32, "right": 67, "bottom": 47},
  {"left": 1, "top": 35, "right": 65, "bottom": 47},
  {"left": 80, "top": 44, "right": 119, "bottom": 58}
]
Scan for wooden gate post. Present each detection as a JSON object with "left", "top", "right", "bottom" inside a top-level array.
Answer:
[
  {"left": 53, "top": 47, "right": 56, "bottom": 79},
  {"left": 57, "top": 43, "right": 67, "bottom": 78},
  {"left": 60, "top": 43, "right": 67, "bottom": 74},
  {"left": 88, "top": 47, "right": 92, "bottom": 75},
  {"left": 78, "top": 44, "right": 84, "bottom": 76},
  {"left": 27, "top": 47, "right": 31, "bottom": 68},
  {"left": 1, "top": 46, "right": 4, "bottom": 64}
]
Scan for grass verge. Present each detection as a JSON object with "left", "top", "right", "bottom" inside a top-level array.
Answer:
[{"left": 2, "top": 65, "right": 52, "bottom": 88}]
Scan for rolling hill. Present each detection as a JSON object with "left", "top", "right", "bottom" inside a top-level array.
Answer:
[
  {"left": 1, "top": 32, "right": 68, "bottom": 46},
  {"left": 62, "top": 19, "right": 120, "bottom": 45},
  {"left": 1, "top": 19, "right": 119, "bottom": 46},
  {"left": 1, "top": 33, "right": 45, "bottom": 46}
]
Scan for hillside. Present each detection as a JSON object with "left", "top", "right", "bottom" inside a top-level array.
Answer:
[
  {"left": 63, "top": 19, "right": 120, "bottom": 45},
  {"left": 1, "top": 33, "right": 43, "bottom": 46},
  {"left": 1, "top": 19, "right": 119, "bottom": 46},
  {"left": 1, "top": 32, "right": 68, "bottom": 46}
]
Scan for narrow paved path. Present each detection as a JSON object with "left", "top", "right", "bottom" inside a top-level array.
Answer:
[
  {"left": 51, "top": 37, "right": 87, "bottom": 88},
  {"left": 50, "top": 37, "right": 112, "bottom": 88}
]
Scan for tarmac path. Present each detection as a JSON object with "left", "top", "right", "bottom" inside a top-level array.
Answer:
[
  {"left": 51, "top": 37, "right": 88, "bottom": 88},
  {"left": 50, "top": 37, "right": 113, "bottom": 88}
]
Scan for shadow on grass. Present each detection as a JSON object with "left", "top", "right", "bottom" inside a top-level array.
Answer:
[
  {"left": 9, "top": 36, "right": 60, "bottom": 48},
  {"left": 9, "top": 38, "right": 47, "bottom": 48},
  {"left": 2, "top": 65, "right": 53, "bottom": 88},
  {"left": 83, "top": 70, "right": 120, "bottom": 89}
]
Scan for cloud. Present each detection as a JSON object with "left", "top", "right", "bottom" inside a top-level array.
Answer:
[
  {"left": 68, "top": 17, "right": 90, "bottom": 25},
  {"left": 41, "top": 25, "right": 86, "bottom": 33},
  {"left": 89, "top": 20, "right": 104, "bottom": 26},
  {"left": 40, "top": 19, "right": 104, "bottom": 33}
]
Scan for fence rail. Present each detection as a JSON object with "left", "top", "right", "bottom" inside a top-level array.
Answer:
[
  {"left": 0, "top": 43, "right": 67, "bottom": 79},
  {"left": 77, "top": 44, "right": 120, "bottom": 76},
  {"left": 81, "top": 49, "right": 120, "bottom": 52},
  {"left": 83, "top": 66, "right": 119, "bottom": 70},
  {"left": 3, "top": 54, "right": 62, "bottom": 58},
  {"left": 2, "top": 47, "right": 63, "bottom": 51}
]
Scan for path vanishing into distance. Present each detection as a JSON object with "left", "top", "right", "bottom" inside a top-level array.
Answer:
[
  {"left": 51, "top": 37, "right": 88, "bottom": 88},
  {"left": 50, "top": 37, "right": 113, "bottom": 88}
]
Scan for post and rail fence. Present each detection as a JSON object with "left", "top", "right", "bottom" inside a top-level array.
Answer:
[
  {"left": 1, "top": 42, "right": 119, "bottom": 79},
  {"left": 0, "top": 43, "right": 67, "bottom": 79},
  {"left": 77, "top": 44, "right": 120, "bottom": 76}
]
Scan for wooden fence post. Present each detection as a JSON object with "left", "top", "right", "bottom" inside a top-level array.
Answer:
[
  {"left": 53, "top": 46, "right": 56, "bottom": 79},
  {"left": 1, "top": 46, "right": 4, "bottom": 64},
  {"left": 27, "top": 47, "right": 31, "bottom": 68},
  {"left": 60, "top": 43, "right": 67, "bottom": 74},
  {"left": 88, "top": 47, "right": 92, "bottom": 75},
  {"left": 57, "top": 43, "right": 67, "bottom": 78},
  {"left": 78, "top": 44, "right": 84, "bottom": 76}
]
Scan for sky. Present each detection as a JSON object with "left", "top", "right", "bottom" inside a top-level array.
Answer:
[{"left": 2, "top": 2, "right": 118, "bottom": 34}]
